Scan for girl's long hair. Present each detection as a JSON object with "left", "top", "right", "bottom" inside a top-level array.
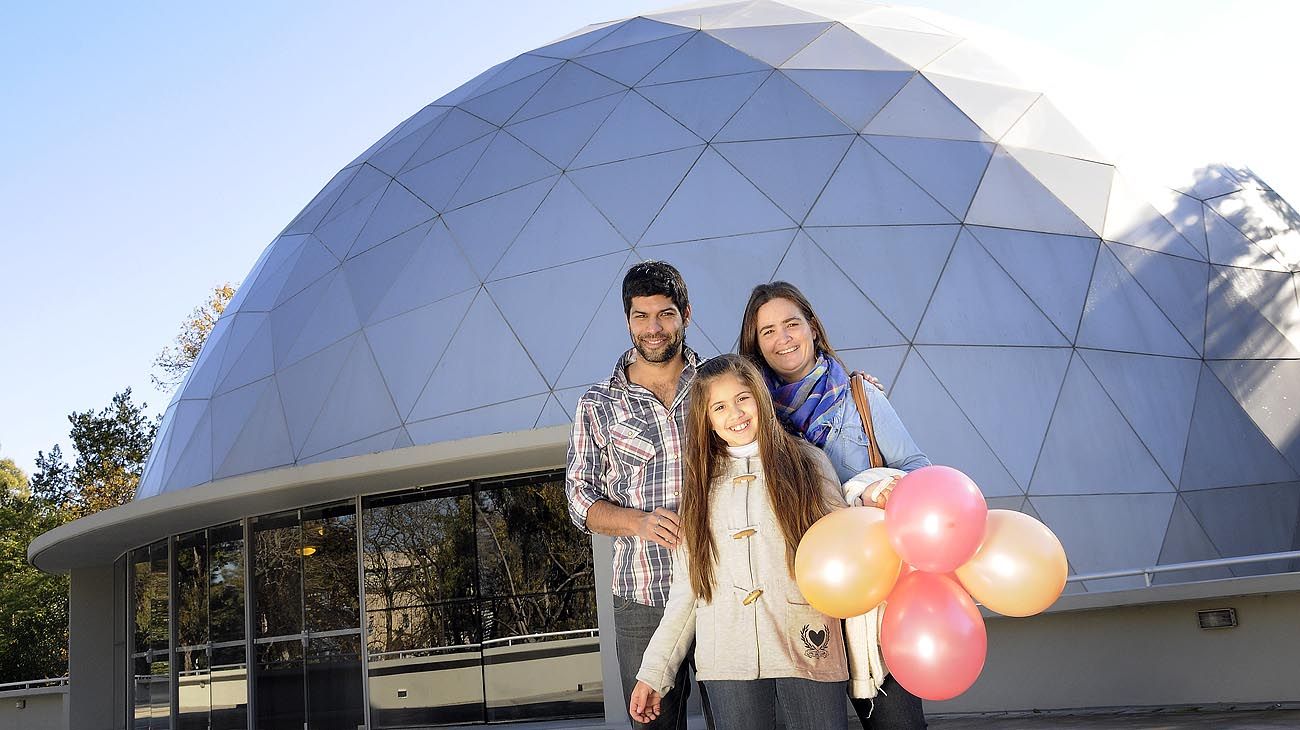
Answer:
[
  {"left": 737, "top": 281, "right": 843, "bottom": 378},
  {"left": 682, "top": 354, "right": 835, "bottom": 603}
]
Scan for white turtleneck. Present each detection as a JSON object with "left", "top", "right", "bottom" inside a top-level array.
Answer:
[{"left": 726, "top": 440, "right": 759, "bottom": 458}]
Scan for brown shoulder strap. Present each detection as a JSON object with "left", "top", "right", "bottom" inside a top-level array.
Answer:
[{"left": 849, "top": 375, "right": 885, "bottom": 469}]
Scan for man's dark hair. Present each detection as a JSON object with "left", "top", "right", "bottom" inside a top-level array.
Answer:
[{"left": 622, "top": 260, "right": 689, "bottom": 317}]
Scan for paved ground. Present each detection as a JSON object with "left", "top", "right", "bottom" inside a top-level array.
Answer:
[
  {"left": 928, "top": 707, "right": 1300, "bottom": 729},
  {"left": 477, "top": 705, "right": 1300, "bottom": 729}
]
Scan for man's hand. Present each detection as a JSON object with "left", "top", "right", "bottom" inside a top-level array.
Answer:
[
  {"left": 630, "top": 680, "right": 663, "bottom": 723},
  {"left": 637, "top": 507, "right": 681, "bottom": 549},
  {"left": 850, "top": 371, "right": 885, "bottom": 392}
]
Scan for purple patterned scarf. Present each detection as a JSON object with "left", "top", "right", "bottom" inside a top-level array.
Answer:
[{"left": 766, "top": 354, "right": 850, "bottom": 448}]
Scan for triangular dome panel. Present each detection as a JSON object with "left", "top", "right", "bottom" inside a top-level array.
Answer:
[
  {"left": 967, "top": 226, "right": 1098, "bottom": 341},
  {"left": 1030, "top": 493, "right": 1175, "bottom": 591},
  {"left": 1154, "top": 497, "right": 1230, "bottom": 585},
  {"left": 408, "top": 395, "right": 553, "bottom": 446},
  {"left": 399, "top": 109, "right": 497, "bottom": 173},
  {"left": 366, "top": 219, "right": 478, "bottom": 325},
  {"left": 213, "top": 378, "right": 294, "bottom": 480},
  {"left": 714, "top": 135, "right": 853, "bottom": 222},
  {"left": 510, "top": 63, "right": 626, "bottom": 124},
  {"left": 1183, "top": 484, "right": 1300, "bottom": 576},
  {"left": 1208, "top": 359, "right": 1300, "bottom": 473},
  {"left": 1079, "top": 349, "right": 1201, "bottom": 487},
  {"left": 781, "top": 69, "right": 913, "bottom": 131},
  {"left": 408, "top": 292, "right": 549, "bottom": 420},
  {"left": 781, "top": 22, "right": 910, "bottom": 71},
  {"left": 915, "top": 229, "right": 1070, "bottom": 346},
  {"left": 575, "top": 32, "right": 695, "bottom": 87},
  {"left": 491, "top": 176, "right": 631, "bottom": 279},
  {"left": 715, "top": 70, "right": 854, "bottom": 141},
  {"left": 918, "top": 345, "right": 1071, "bottom": 487},
  {"left": 571, "top": 91, "right": 703, "bottom": 168},
  {"left": 806, "top": 224, "right": 958, "bottom": 338},
  {"left": 1181, "top": 363, "right": 1299, "bottom": 491},
  {"left": 365, "top": 289, "right": 476, "bottom": 420},
  {"left": 889, "top": 350, "right": 1023, "bottom": 497},
  {"left": 922, "top": 73, "right": 1040, "bottom": 141},
  {"left": 1107, "top": 243, "right": 1208, "bottom": 355},
  {"left": 504, "top": 92, "right": 625, "bottom": 169},
  {"left": 866, "top": 135, "right": 993, "bottom": 220},
  {"left": 641, "top": 31, "right": 770, "bottom": 85},
  {"left": 397, "top": 134, "right": 494, "bottom": 213},
  {"left": 806, "top": 136, "right": 955, "bottom": 226},
  {"left": 965, "top": 147, "right": 1095, "bottom": 237},
  {"left": 487, "top": 252, "right": 631, "bottom": 385},
  {"left": 446, "top": 132, "right": 560, "bottom": 210},
  {"left": 1205, "top": 265, "right": 1300, "bottom": 360},
  {"left": 709, "top": 22, "right": 834, "bottom": 67},
  {"left": 1029, "top": 354, "right": 1175, "bottom": 496},
  {"left": 276, "top": 334, "right": 357, "bottom": 457},
  {"left": 442, "top": 176, "right": 559, "bottom": 279},
  {"left": 849, "top": 25, "right": 960, "bottom": 68},
  {"left": 772, "top": 232, "right": 907, "bottom": 349},
  {"left": 863, "top": 74, "right": 988, "bottom": 142},
  {"left": 1076, "top": 246, "right": 1199, "bottom": 357},
  {"left": 637, "top": 70, "right": 770, "bottom": 140},
  {"left": 299, "top": 338, "right": 403, "bottom": 460},
  {"left": 641, "top": 147, "right": 795, "bottom": 244},
  {"left": 342, "top": 222, "right": 434, "bottom": 325}
]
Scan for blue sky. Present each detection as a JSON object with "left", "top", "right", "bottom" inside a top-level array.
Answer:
[{"left": 2, "top": 0, "right": 1297, "bottom": 477}]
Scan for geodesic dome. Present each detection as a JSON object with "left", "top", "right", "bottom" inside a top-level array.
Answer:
[{"left": 138, "top": 0, "right": 1300, "bottom": 589}]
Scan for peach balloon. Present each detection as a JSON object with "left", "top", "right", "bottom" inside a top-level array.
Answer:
[
  {"left": 795, "top": 507, "right": 902, "bottom": 619},
  {"left": 955, "top": 510, "right": 1068, "bottom": 617}
]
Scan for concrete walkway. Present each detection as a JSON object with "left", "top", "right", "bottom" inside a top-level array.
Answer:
[{"left": 929, "top": 707, "right": 1300, "bottom": 729}]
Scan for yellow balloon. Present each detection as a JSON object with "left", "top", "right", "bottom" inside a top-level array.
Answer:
[
  {"left": 955, "top": 510, "right": 1067, "bottom": 617},
  {"left": 795, "top": 507, "right": 901, "bottom": 619}
]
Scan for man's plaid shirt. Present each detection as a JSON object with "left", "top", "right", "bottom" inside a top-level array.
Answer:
[{"left": 565, "top": 346, "right": 701, "bottom": 607}]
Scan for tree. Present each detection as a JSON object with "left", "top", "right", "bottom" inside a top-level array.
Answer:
[
  {"left": 32, "top": 389, "right": 158, "bottom": 519},
  {"left": 151, "top": 282, "right": 236, "bottom": 390},
  {"left": 0, "top": 458, "right": 70, "bottom": 682}
]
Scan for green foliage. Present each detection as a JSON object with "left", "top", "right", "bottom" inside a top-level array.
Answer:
[
  {"left": 0, "top": 460, "right": 70, "bottom": 682},
  {"left": 152, "top": 283, "right": 236, "bottom": 390},
  {"left": 32, "top": 389, "right": 158, "bottom": 519}
]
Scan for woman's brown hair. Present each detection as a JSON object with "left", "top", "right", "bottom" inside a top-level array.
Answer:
[
  {"left": 737, "top": 281, "right": 843, "bottom": 379},
  {"left": 681, "top": 354, "right": 836, "bottom": 602}
]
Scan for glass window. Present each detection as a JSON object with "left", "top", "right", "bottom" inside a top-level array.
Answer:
[
  {"left": 303, "top": 502, "right": 359, "bottom": 633},
  {"left": 475, "top": 473, "right": 600, "bottom": 722},
  {"left": 130, "top": 542, "right": 171, "bottom": 730},
  {"left": 252, "top": 511, "right": 302, "bottom": 640},
  {"left": 306, "top": 634, "right": 364, "bottom": 730},
  {"left": 255, "top": 639, "right": 304, "bottom": 730},
  {"left": 209, "top": 645, "right": 248, "bottom": 730},
  {"left": 208, "top": 522, "right": 245, "bottom": 643},
  {"left": 363, "top": 486, "right": 484, "bottom": 728}
]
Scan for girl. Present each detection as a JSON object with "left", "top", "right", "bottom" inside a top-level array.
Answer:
[{"left": 629, "top": 354, "right": 851, "bottom": 730}]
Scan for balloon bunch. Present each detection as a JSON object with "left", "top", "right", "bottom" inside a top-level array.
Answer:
[{"left": 795, "top": 466, "right": 1067, "bottom": 701}]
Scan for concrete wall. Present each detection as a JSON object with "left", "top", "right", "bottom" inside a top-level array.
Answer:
[
  {"left": 936, "top": 585, "right": 1300, "bottom": 713},
  {"left": 0, "top": 687, "right": 67, "bottom": 730},
  {"left": 68, "top": 564, "right": 118, "bottom": 730}
]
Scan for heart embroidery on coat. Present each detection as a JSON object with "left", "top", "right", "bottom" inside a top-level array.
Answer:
[{"left": 801, "top": 624, "right": 829, "bottom": 659}]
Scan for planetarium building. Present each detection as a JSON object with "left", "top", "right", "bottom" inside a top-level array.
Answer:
[{"left": 29, "top": 1, "right": 1300, "bottom": 729}]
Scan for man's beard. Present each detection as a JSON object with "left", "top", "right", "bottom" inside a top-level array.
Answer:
[{"left": 633, "top": 329, "right": 684, "bottom": 363}]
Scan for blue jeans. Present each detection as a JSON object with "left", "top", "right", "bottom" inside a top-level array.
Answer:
[
  {"left": 850, "top": 675, "right": 927, "bottom": 729},
  {"left": 705, "top": 678, "right": 847, "bottom": 730},
  {"left": 614, "top": 595, "right": 713, "bottom": 730}
]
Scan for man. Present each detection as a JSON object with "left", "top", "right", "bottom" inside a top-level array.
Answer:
[{"left": 565, "top": 261, "right": 709, "bottom": 729}]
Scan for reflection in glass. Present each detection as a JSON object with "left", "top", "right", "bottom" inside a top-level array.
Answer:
[
  {"left": 210, "top": 645, "right": 248, "bottom": 730},
  {"left": 150, "top": 658, "right": 172, "bottom": 730},
  {"left": 476, "top": 476, "right": 601, "bottom": 722},
  {"left": 131, "top": 548, "right": 151, "bottom": 655},
  {"left": 303, "top": 502, "right": 359, "bottom": 633},
  {"left": 174, "top": 531, "right": 208, "bottom": 730},
  {"left": 364, "top": 487, "right": 483, "bottom": 727},
  {"left": 306, "top": 634, "right": 364, "bottom": 730},
  {"left": 149, "top": 542, "right": 170, "bottom": 653},
  {"left": 255, "top": 640, "right": 304, "bottom": 730},
  {"left": 132, "top": 656, "right": 151, "bottom": 730},
  {"left": 209, "top": 522, "right": 245, "bottom": 643},
  {"left": 253, "top": 511, "right": 302, "bottom": 639}
]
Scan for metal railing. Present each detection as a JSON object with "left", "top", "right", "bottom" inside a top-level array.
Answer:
[
  {"left": 369, "top": 628, "right": 601, "bottom": 660},
  {"left": 1065, "top": 550, "right": 1300, "bottom": 587},
  {"left": 0, "top": 677, "right": 69, "bottom": 693}
]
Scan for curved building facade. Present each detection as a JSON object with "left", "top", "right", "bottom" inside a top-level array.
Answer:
[{"left": 31, "top": 1, "right": 1300, "bottom": 728}]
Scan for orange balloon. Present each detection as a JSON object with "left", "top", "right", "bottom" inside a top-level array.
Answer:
[
  {"left": 795, "top": 507, "right": 902, "bottom": 619},
  {"left": 955, "top": 510, "right": 1067, "bottom": 617}
]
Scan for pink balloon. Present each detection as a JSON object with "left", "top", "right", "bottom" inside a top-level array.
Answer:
[
  {"left": 881, "top": 571, "right": 987, "bottom": 701},
  {"left": 885, "top": 465, "right": 987, "bottom": 573}
]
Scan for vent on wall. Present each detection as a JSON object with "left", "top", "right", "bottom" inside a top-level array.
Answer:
[{"left": 1197, "top": 608, "right": 1238, "bottom": 629}]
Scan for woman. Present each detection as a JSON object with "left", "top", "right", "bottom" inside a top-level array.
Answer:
[
  {"left": 739, "top": 281, "right": 930, "bottom": 729},
  {"left": 629, "top": 355, "right": 852, "bottom": 730}
]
